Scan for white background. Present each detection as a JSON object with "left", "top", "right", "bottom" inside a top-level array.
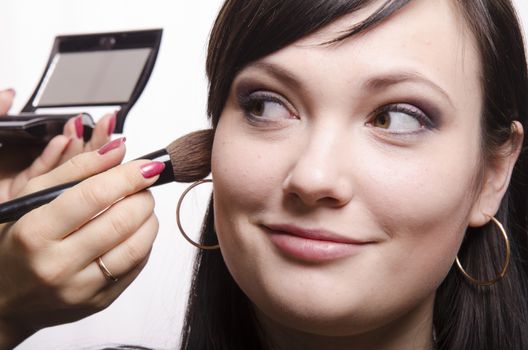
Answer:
[{"left": 1, "top": 1, "right": 527, "bottom": 349}]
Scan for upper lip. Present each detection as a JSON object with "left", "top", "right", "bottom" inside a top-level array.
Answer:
[{"left": 263, "top": 223, "right": 373, "bottom": 245}]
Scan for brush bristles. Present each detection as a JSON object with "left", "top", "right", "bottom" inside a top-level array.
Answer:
[{"left": 166, "top": 129, "right": 214, "bottom": 183}]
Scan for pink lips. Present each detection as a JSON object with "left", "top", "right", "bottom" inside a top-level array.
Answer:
[{"left": 263, "top": 224, "right": 372, "bottom": 262}]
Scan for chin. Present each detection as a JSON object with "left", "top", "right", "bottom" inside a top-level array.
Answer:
[
  {"left": 253, "top": 300, "right": 380, "bottom": 337},
  {"left": 241, "top": 269, "right": 435, "bottom": 339},
  {"left": 241, "top": 279, "right": 382, "bottom": 337}
]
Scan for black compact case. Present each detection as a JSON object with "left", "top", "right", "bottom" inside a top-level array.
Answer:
[{"left": 0, "top": 28, "right": 162, "bottom": 145}]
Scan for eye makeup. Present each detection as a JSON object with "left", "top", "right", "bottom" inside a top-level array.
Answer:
[
  {"left": 233, "top": 73, "right": 444, "bottom": 137},
  {"left": 234, "top": 76, "right": 300, "bottom": 128},
  {"left": 368, "top": 103, "right": 436, "bottom": 134},
  {"left": 237, "top": 90, "right": 298, "bottom": 125}
]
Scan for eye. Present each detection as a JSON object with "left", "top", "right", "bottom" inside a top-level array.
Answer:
[
  {"left": 238, "top": 91, "right": 298, "bottom": 123},
  {"left": 368, "top": 104, "right": 434, "bottom": 133}
]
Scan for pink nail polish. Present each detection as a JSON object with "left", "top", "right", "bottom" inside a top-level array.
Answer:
[
  {"left": 98, "top": 137, "right": 126, "bottom": 155},
  {"left": 107, "top": 113, "right": 117, "bottom": 136},
  {"left": 140, "top": 161, "right": 166, "bottom": 179},
  {"left": 75, "top": 115, "right": 84, "bottom": 139}
]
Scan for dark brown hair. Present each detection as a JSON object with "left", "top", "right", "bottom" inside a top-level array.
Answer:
[{"left": 181, "top": 1, "right": 528, "bottom": 349}]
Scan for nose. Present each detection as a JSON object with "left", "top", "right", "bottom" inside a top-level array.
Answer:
[{"left": 282, "top": 128, "right": 354, "bottom": 208}]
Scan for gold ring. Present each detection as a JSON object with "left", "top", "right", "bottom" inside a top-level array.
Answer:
[{"left": 97, "top": 257, "right": 118, "bottom": 282}]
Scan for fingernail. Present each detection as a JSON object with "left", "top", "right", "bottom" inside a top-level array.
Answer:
[
  {"left": 140, "top": 161, "right": 166, "bottom": 179},
  {"left": 5, "top": 88, "right": 15, "bottom": 97},
  {"left": 75, "top": 115, "right": 84, "bottom": 139},
  {"left": 107, "top": 112, "right": 117, "bottom": 136},
  {"left": 98, "top": 137, "right": 126, "bottom": 155}
]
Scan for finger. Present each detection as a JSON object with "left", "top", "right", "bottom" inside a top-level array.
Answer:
[
  {"left": 67, "top": 213, "right": 158, "bottom": 297},
  {"left": 97, "top": 213, "right": 158, "bottom": 277},
  {"left": 59, "top": 115, "right": 85, "bottom": 164},
  {"left": 0, "top": 88, "right": 15, "bottom": 115},
  {"left": 24, "top": 158, "right": 165, "bottom": 240},
  {"left": 59, "top": 138, "right": 83, "bottom": 165},
  {"left": 65, "top": 190, "right": 156, "bottom": 269},
  {"left": 19, "top": 137, "right": 126, "bottom": 196},
  {"left": 8, "top": 135, "right": 71, "bottom": 198},
  {"left": 87, "top": 255, "right": 150, "bottom": 312},
  {"left": 62, "top": 114, "right": 84, "bottom": 139},
  {"left": 53, "top": 251, "right": 150, "bottom": 313},
  {"left": 84, "top": 111, "right": 116, "bottom": 152}
]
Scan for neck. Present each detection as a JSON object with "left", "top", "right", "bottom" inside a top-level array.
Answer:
[{"left": 256, "top": 295, "right": 436, "bottom": 350}]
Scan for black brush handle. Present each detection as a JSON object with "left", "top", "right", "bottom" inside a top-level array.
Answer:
[
  {"left": 0, "top": 148, "right": 174, "bottom": 223},
  {"left": 0, "top": 180, "right": 80, "bottom": 222}
]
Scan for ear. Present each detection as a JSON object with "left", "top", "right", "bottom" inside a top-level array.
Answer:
[{"left": 469, "top": 121, "right": 524, "bottom": 227}]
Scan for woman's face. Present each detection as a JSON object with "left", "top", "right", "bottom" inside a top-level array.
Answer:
[{"left": 212, "top": 0, "right": 483, "bottom": 337}]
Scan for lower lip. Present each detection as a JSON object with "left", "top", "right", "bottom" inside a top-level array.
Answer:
[{"left": 264, "top": 229, "right": 367, "bottom": 262}]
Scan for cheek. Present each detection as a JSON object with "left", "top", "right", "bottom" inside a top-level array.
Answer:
[
  {"left": 211, "top": 130, "right": 286, "bottom": 213},
  {"left": 364, "top": 154, "right": 476, "bottom": 225},
  {"left": 356, "top": 140, "right": 481, "bottom": 279},
  {"left": 211, "top": 117, "right": 277, "bottom": 246},
  {"left": 211, "top": 119, "right": 288, "bottom": 290}
]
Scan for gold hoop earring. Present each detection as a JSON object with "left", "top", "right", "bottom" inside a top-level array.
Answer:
[
  {"left": 455, "top": 216, "right": 510, "bottom": 286},
  {"left": 176, "top": 179, "right": 220, "bottom": 250}
]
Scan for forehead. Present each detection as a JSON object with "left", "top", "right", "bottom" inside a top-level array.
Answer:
[{"left": 249, "top": 0, "right": 482, "bottom": 114}]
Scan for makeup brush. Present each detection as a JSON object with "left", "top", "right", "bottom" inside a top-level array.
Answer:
[{"left": 0, "top": 129, "right": 213, "bottom": 223}]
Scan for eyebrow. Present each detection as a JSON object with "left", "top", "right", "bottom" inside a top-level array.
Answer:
[
  {"left": 244, "top": 62, "right": 304, "bottom": 91},
  {"left": 245, "top": 61, "right": 454, "bottom": 108},
  {"left": 364, "top": 72, "right": 455, "bottom": 108}
]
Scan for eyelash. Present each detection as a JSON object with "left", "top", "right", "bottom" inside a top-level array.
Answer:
[
  {"left": 369, "top": 104, "right": 435, "bottom": 131},
  {"left": 237, "top": 89, "right": 435, "bottom": 133},
  {"left": 237, "top": 91, "right": 298, "bottom": 124}
]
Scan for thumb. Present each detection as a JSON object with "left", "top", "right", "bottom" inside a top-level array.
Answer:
[{"left": 0, "top": 89, "right": 15, "bottom": 115}]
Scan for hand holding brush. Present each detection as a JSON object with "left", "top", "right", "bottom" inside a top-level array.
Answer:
[{"left": 0, "top": 129, "right": 213, "bottom": 348}]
